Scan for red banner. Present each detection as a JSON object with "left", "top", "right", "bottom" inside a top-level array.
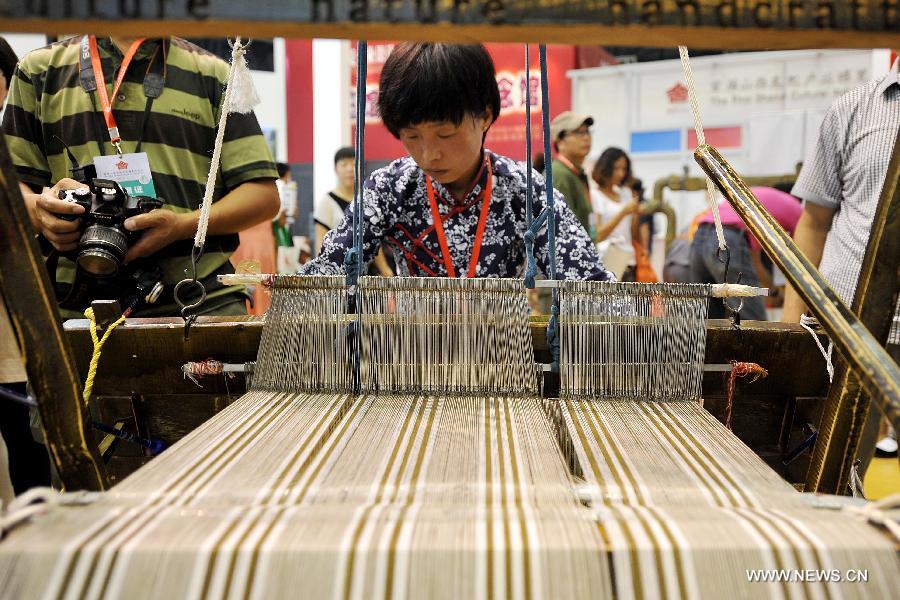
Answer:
[
  {"left": 351, "top": 42, "right": 576, "bottom": 162},
  {"left": 285, "top": 39, "right": 313, "bottom": 163}
]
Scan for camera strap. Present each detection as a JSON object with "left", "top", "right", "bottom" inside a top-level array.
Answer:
[{"left": 79, "top": 36, "right": 167, "bottom": 157}]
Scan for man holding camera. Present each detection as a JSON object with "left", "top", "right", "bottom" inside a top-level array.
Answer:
[{"left": 3, "top": 36, "right": 280, "bottom": 318}]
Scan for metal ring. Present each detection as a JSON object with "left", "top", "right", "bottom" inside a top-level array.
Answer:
[
  {"left": 723, "top": 296, "right": 745, "bottom": 314},
  {"left": 173, "top": 278, "right": 207, "bottom": 313}
]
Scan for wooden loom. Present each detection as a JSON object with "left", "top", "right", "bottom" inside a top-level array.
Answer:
[{"left": 0, "top": 4, "right": 899, "bottom": 599}]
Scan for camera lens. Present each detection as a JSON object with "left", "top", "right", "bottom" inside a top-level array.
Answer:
[{"left": 76, "top": 225, "right": 128, "bottom": 277}]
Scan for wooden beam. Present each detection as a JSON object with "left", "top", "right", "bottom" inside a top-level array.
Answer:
[
  {"left": 64, "top": 316, "right": 828, "bottom": 398},
  {"left": 805, "top": 129, "right": 900, "bottom": 494},
  {"left": 1, "top": 0, "right": 899, "bottom": 49},
  {"left": 0, "top": 293, "right": 27, "bottom": 384},
  {"left": 0, "top": 19, "right": 897, "bottom": 49},
  {"left": 0, "top": 134, "right": 107, "bottom": 491}
]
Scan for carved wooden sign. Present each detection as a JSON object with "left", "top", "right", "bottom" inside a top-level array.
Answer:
[{"left": 0, "top": 1, "right": 898, "bottom": 47}]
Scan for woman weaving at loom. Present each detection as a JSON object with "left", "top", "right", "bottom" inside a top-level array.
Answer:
[{"left": 300, "top": 43, "right": 613, "bottom": 281}]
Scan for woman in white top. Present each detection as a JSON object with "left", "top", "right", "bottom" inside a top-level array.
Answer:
[{"left": 590, "top": 147, "right": 639, "bottom": 279}]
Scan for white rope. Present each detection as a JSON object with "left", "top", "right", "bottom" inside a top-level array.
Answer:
[
  {"left": 849, "top": 461, "right": 866, "bottom": 499},
  {"left": 194, "top": 37, "right": 258, "bottom": 249},
  {"left": 678, "top": 46, "right": 726, "bottom": 252},
  {"left": 1, "top": 487, "right": 100, "bottom": 539},
  {"left": 843, "top": 493, "right": 900, "bottom": 544},
  {"left": 799, "top": 314, "right": 834, "bottom": 383}
]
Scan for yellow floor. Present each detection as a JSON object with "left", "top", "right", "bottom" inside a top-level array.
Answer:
[{"left": 864, "top": 457, "right": 900, "bottom": 499}]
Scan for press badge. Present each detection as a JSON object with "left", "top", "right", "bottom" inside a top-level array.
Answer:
[{"left": 93, "top": 152, "right": 157, "bottom": 198}]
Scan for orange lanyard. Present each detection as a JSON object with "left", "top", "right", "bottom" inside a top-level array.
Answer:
[
  {"left": 556, "top": 154, "right": 590, "bottom": 199},
  {"left": 88, "top": 36, "right": 147, "bottom": 154},
  {"left": 425, "top": 159, "right": 493, "bottom": 278}
]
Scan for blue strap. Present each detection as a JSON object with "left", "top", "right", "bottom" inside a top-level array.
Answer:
[
  {"left": 538, "top": 45, "right": 557, "bottom": 282},
  {"left": 345, "top": 41, "right": 367, "bottom": 392},
  {"left": 345, "top": 41, "right": 367, "bottom": 289},
  {"left": 523, "top": 44, "right": 537, "bottom": 288},
  {"left": 537, "top": 45, "right": 561, "bottom": 368}
]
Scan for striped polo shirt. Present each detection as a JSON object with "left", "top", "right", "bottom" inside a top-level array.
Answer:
[
  {"left": 2, "top": 36, "right": 277, "bottom": 316},
  {"left": 792, "top": 59, "right": 899, "bottom": 345}
]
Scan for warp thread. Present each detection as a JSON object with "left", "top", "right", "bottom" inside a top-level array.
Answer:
[{"left": 558, "top": 281, "right": 711, "bottom": 401}]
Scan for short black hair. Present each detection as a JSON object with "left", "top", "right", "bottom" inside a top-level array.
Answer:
[
  {"left": 592, "top": 147, "right": 632, "bottom": 189},
  {"left": 334, "top": 146, "right": 355, "bottom": 165},
  {"left": 0, "top": 38, "right": 17, "bottom": 85},
  {"left": 378, "top": 43, "right": 500, "bottom": 139},
  {"left": 276, "top": 162, "right": 290, "bottom": 179}
]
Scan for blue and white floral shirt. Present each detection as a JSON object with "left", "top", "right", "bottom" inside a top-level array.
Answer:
[{"left": 300, "top": 150, "right": 612, "bottom": 281}]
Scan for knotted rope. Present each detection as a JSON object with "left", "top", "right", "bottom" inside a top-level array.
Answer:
[
  {"left": 678, "top": 46, "right": 726, "bottom": 253},
  {"left": 799, "top": 313, "right": 835, "bottom": 383},
  {"left": 82, "top": 306, "right": 129, "bottom": 404},
  {"left": 176, "top": 37, "right": 259, "bottom": 327}
]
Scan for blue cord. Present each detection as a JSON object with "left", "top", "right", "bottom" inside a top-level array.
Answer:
[
  {"left": 524, "top": 44, "right": 535, "bottom": 287},
  {"left": 344, "top": 41, "right": 367, "bottom": 288},
  {"left": 537, "top": 45, "right": 560, "bottom": 369},
  {"left": 343, "top": 41, "right": 367, "bottom": 391},
  {"left": 523, "top": 45, "right": 552, "bottom": 290},
  {"left": 538, "top": 45, "right": 557, "bottom": 283}
]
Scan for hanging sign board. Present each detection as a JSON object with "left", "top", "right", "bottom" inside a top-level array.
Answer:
[{"left": 0, "top": 1, "right": 898, "bottom": 48}]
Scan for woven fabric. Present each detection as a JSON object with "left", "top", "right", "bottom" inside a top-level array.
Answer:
[{"left": 1, "top": 278, "right": 898, "bottom": 599}]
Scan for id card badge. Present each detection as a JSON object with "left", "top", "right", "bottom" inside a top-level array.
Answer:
[{"left": 93, "top": 152, "right": 157, "bottom": 198}]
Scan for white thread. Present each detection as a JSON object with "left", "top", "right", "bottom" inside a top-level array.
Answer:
[
  {"left": 1, "top": 487, "right": 99, "bottom": 538},
  {"left": 678, "top": 46, "right": 726, "bottom": 252},
  {"left": 843, "top": 493, "right": 900, "bottom": 543},
  {"left": 194, "top": 38, "right": 259, "bottom": 249},
  {"left": 799, "top": 314, "right": 834, "bottom": 383}
]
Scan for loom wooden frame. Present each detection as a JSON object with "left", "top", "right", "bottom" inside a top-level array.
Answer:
[
  {"left": 0, "top": 11, "right": 897, "bottom": 491},
  {"left": 695, "top": 143, "right": 900, "bottom": 494}
]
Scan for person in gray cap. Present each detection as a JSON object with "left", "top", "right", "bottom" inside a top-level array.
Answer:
[{"left": 550, "top": 111, "right": 594, "bottom": 236}]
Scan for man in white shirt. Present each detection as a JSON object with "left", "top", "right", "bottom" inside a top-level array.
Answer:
[{"left": 785, "top": 57, "right": 900, "bottom": 463}]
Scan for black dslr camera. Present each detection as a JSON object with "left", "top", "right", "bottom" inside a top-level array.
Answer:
[
  {"left": 44, "top": 139, "right": 166, "bottom": 310},
  {"left": 58, "top": 179, "right": 162, "bottom": 278}
]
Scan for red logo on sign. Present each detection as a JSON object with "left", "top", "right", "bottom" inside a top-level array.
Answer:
[
  {"left": 116, "top": 160, "right": 128, "bottom": 170},
  {"left": 667, "top": 82, "right": 688, "bottom": 103}
]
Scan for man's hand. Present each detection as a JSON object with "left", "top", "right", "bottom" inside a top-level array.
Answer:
[
  {"left": 25, "top": 178, "right": 89, "bottom": 251},
  {"left": 123, "top": 209, "right": 193, "bottom": 264}
]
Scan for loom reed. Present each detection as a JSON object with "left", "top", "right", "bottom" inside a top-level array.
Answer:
[{"left": 558, "top": 281, "right": 710, "bottom": 401}]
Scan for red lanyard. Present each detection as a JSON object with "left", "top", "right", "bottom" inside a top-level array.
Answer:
[
  {"left": 425, "top": 159, "right": 493, "bottom": 278},
  {"left": 88, "top": 36, "right": 147, "bottom": 154}
]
